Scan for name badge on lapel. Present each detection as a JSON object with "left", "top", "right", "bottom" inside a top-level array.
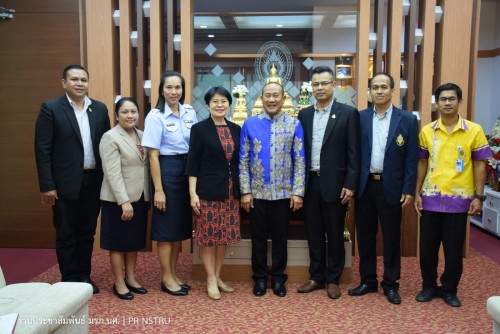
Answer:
[{"left": 396, "top": 134, "right": 404, "bottom": 146}]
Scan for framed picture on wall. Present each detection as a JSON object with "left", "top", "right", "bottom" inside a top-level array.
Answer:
[{"left": 335, "top": 64, "right": 352, "bottom": 80}]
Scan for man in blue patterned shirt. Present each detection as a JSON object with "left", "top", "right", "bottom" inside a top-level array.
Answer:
[{"left": 239, "top": 82, "right": 306, "bottom": 297}]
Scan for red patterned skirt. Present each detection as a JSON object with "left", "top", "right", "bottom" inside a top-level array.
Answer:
[{"left": 193, "top": 179, "right": 240, "bottom": 247}]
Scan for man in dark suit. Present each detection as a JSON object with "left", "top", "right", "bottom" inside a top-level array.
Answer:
[
  {"left": 297, "top": 66, "right": 360, "bottom": 299},
  {"left": 348, "top": 72, "right": 418, "bottom": 304},
  {"left": 35, "top": 64, "right": 110, "bottom": 293}
]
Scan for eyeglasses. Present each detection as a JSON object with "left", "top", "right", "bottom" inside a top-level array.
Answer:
[
  {"left": 438, "top": 96, "right": 458, "bottom": 103},
  {"left": 311, "top": 81, "right": 333, "bottom": 88}
]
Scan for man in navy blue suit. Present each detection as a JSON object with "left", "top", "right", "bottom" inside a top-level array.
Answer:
[{"left": 348, "top": 72, "right": 418, "bottom": 304}]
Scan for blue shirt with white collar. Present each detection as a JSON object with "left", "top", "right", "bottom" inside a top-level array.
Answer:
[
  {"left": 142, "top": 103, "right": 197, "bottom": 155},
  {"left": 370, "top": 104, "right": 393, "bottom": 173}
]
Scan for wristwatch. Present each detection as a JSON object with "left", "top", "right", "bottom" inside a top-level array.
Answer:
[{"left": 473, "top": 194, "right": 487, "bottom": 202}]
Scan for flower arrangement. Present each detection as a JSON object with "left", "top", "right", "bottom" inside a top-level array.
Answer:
[
  {"left": 298, "top": 81, "right": 312, "bottom": 105},
  {"left": 301, "top": 81, "right": 312, "bottom": 94},
  {"left": 486, "top": 117, "right": 500, "bottom": 191},
  {"left": 232, "top": 85, "right": 248, "bottom": 98}
]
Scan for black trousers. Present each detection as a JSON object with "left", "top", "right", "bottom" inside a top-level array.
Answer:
[
  {"left": 52, "top": 170, "right": 101, "bottom": 281},
  {"left": 303, "top": 174, "right": 347, "bottom": 285},
  {"left": 250, "top": 198, "right": 290, "bottom": 283},
  {"left": 419, "top": 211, "right": 467, "bottom": 295},
  {"left": 355, "top": 178, "right": 402, "bottom": 291}
]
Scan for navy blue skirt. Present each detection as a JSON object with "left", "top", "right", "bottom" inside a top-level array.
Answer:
[
  {"left": 100, "top": 195, "right": 147, "bottom": 252},
  {"left": 151, "top": 155, "right": 192, "bottom": 242}
]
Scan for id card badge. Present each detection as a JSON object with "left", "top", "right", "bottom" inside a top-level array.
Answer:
[{"left": 455, "top": 159, "right": 464, "bottom": 172}]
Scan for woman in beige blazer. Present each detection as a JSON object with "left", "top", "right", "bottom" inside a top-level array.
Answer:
[{"left": 100, "top": 97, "right": 150, "bottom": 300}]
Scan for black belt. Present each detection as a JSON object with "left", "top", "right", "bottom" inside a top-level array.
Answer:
[
  {"left": 310, "top": 170, "right": 320, "bottom": 176},
  {"left": 369, "top": 173, "right": 383, "bottom": 181},
  {"left": 83, "top": 169, "right": 96, "bottom": 173},
  {"left": 160, "top": 154, "right": 188, "bottom": 160}
]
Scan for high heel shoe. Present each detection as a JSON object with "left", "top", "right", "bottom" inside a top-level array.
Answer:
[
  {"left": 113, "top": 285, "right": 134, "bottom": 300},
  {"left": 218, "top": 282, "right": 235, "bottom": 293},
  {"left": 160, "top": 281, "right": 188, "bottom": 296},
  {"left": 207, "top": 288, "right": 221, "bottom": 300},
  {"left": 179, "top": 283, "right": 191, "bottom": 291},
  {"left": 125, "top": 281, "right": 148, "bottom": 294},
  {"left": 207, "top": 281, "right": 221, "bottom": 300}
]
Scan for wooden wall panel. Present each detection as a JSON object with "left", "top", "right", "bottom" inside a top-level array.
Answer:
[
  {"left": 85, "top": 0, "right": 118, "bottom": 117},
  {"left": 468, "top": 0, "right": 481, "bottom": 122},
  {"left": 435, "top": 0, "right": 474, "bottom": 118},
  {"left": 166, "top": 0, "right": 176, "bottom": 70},
  {"left": 1, "top": 0, "right": 78, "bottom": 12},
  {"left": 356, "top": 0, "right": 370, "bottom": 111},
  {"left": 135, "top": 0, "right": 148, "bottom": 121},
  {"left": 150, "top": 0, "right": 164, "bottom": 107},
  {"left": 387, "top": 0, "right": 403, "bottom": 104},
  {"left": 403, "top": 0, "right": 417, "bottom": 112},
  {"left": 373, "top": 0, "right": 385, "bottom": 74},
  {"left": 0, "top": 0, "right": 81, "bottom": 248},
  {"left": 415, "top": 0, "right": 436, "bottom": 126},
  {"left": 180, "top": 0, "right": 194, "bottom": 105},
  {"left": 179, "top": 0, "right": 195, "bottom": 253},
  {"left": 119, "top": 0, "right": 134, "bottom": 98}
]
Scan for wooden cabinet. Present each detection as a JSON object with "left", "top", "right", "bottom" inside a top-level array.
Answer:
[{"left": 471, "top": 186, "right": 500, "bottom": 237}]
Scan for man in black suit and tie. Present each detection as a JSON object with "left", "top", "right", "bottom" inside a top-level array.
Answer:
[
  {"left": 348, "top": 72, "right": 418, "bottom": 304},
  {"left": 35, "top": 64, "right": 110, "bottom": 293},
  {"left": 297, "top": 66, "right": 360, "bottom": 299}
]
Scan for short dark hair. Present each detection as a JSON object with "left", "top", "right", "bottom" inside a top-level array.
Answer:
[
  {"left": 62, "top": 64, "right": 89, "bottom": 80},
  {"left": 155, "top": 70, "right": 186, "bottom": 112},
  {"left": 434, "top": 83, "right": 462, "bottom": 101},
  {"left": 371, "top": 72, "right": 395, "bottom": 89},
  {"left": 311, "top": 66, "right": 334, "bottom": 80},
  {"left": 115, "top": 97, "right": 139, "bottom": 116},
  {"left": 204, "top": 86, "right": 232, "bottom": 105},
  {"left": 261, "top": 82, "right": 284, "bottom": 96}
]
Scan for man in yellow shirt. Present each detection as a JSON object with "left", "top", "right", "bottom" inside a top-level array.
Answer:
[{"left": 414, "top": 83, "right": 492, "bottom": 307}]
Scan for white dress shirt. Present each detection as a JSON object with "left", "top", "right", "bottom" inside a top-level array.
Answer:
[{"left": 67, "top": 94, "right": 95, "bottom": 169}]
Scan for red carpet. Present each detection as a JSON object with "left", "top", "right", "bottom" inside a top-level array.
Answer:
[{"left": 30, "top": 249, "right": 500, "bottom": 334}]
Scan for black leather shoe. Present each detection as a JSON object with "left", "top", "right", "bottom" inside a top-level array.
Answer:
[
  {"left": 253, "top": 281, "right": 267, "bottom": 297},
  {"left": 348, "top": 284, "right": 378, "bottom": 296},
  {"left": 415, "top": 289, "right": 439, "bottom": 302},
  {"left": 161, "top": 281, "right": 188, "bottom": 296},
  {"left": 81, "top": 278, "right": 100, "bottom": 294},
  {"left": 384, "top": 289, "right": 401, "bottom": 304},
  {"left": 113, "top": 285, "right": 134, "bottom": 300},
  {"left": 441, "top": 292, "right": 461, "bottom": 307},
  {"left": 271, "top": 281, "right": 286, "bottom": 297},
  {"left": 180, "top": 283, "right": 191, "bottom": 291},
  {"left": 125, "top": 282, "right": 148, "bottom": 294}
]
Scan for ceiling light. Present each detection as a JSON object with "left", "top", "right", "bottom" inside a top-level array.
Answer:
[
  {"left": 208, "top": 34, "right": 215, "bottom": 38},
  {"left": 194, "top": 16, "right": 226, "bottom": 29},
  {"left": 332, "top": 14, "right": 357, "bottom": 28},
  {"left": 276, "top": 24, "right": 284, "bottom": 28},
  {"left": 234, "top": 15, "right": 324, "bottom": 29},
  {"left": 276, "top": 33, "right": 283, "bottom": 37}
]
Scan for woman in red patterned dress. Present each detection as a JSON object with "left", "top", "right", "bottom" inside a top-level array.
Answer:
[{"left": 186, "top": 86, "right": 241, "bottom": 300}]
